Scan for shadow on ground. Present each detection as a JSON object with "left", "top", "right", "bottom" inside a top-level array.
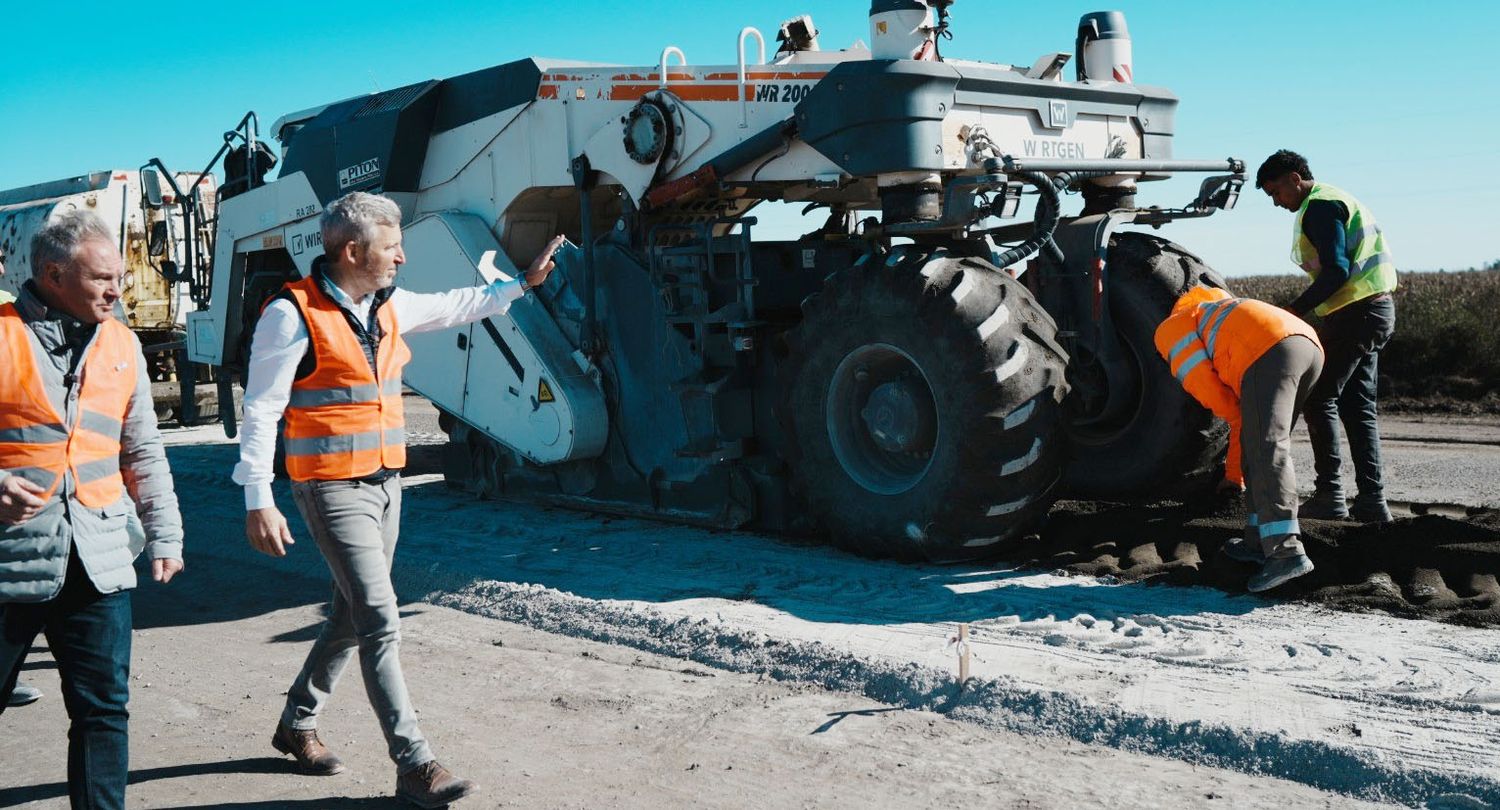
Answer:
[{"left": 0, "top": 757, "right": 408, "bottom": 808}]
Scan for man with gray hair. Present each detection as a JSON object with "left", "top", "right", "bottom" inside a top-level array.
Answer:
[
  {"left": 234, "top": 190, "right": 563, "bottom": 807},
  {"left": 0, "top": 210, "right": 184, "bottom": 809}
]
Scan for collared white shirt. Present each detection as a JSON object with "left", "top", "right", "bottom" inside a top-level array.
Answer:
[{"left": 232, "top": 276, "right": 525, "bottom": 510}]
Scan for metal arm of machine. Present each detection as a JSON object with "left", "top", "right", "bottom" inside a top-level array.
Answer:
[{"left": 1000, "top": 157, "right": 1246, "bottom": 175}]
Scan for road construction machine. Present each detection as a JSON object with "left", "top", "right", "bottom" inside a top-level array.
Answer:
[
  {"left": 0, "top": 168, "right": 220, "bottom": 421},
  {"left": 184, "top": 3, "right": 1247, "bottom": 560}
]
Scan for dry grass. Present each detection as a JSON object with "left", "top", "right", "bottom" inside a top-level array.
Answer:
[{"left": 1229, "top": 266, "right": 1500, "bottom": 412}]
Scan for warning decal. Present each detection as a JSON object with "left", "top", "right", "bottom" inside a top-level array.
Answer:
[{"left": 537, "top": 379, "right": 555, "bottom": 403}]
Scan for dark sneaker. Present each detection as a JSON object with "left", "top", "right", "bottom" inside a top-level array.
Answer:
[
  {"left": 1247, "top": 554, "right": 1315, "bottom": 593},
  {"left": 1298, "top": 490, "right": 1349, "bottom": 520},
  {"left": 397, "top": 760, "right": 477, "bottom": 808},
  {"left": 6, "top": 683, "right": 41, "bottom": 707},
  {"left": 1221, "top": 537, "right": 1264, "bottom": 564},
  {"left": 1350, "top": 493, "right": 1393, "bottom": 523},
  {"left": 272, "top": 722, "right": 346, "bottom": 775}
]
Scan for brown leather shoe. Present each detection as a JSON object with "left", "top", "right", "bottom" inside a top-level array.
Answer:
[
  {"left": 271, "top": 722, "right": 345, "bottom": 775},
  {"left": 396, "top": 760, "right": 477, "bottom": 808}
]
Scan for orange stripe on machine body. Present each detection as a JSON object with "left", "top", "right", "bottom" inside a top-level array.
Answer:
[
  {"left": 0, "top": 304, "right": 137, "bottom": 508},
  {"left": 537, "top": 70, "right": 829, "bottom": 102},
  {"left": 607, "top": 83, "right": 748, "bottom": 102},
  {"left": 281, "top": 278, "right": 411, "bottom": 482}
]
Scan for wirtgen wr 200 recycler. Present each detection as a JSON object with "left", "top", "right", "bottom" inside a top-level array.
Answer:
[{"left": 182, "top": 3, "right": 1247, "bottom": 560}]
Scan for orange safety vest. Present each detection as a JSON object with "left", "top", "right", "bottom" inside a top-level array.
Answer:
[
  {"left": 1153, "top": 287, "right": 1320, "bottom": 485},
  {"left": 281, "top": 277, "right": 410, "bottom": 481},
  {"left": 0, "top": 303, "right": 137, "bottom": 507}
]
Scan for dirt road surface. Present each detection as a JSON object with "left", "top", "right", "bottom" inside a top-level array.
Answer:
[
  {"left": 2, "top": 402, "right": 1496, "bottom": 808},
  {"left": 1292, "top": 414, "right": 1500, "bottom": 510},
  {"left": 0, "top": 558, "right": 1377, "bottom": 810}
]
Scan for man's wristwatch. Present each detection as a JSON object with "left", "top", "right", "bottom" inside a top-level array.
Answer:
[{"left": 518, "top": 276, "right": 532, "bottom": 294}]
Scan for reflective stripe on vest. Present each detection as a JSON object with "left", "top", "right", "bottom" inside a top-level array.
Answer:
[
  {"left": 0, "top": 304, "right": 136, "bottom": 507},
  {"left": 281, "top": 277, "right": 411, "bottom": 481},
  {"left": 1291, "top": 183, "right": 1397, "bottom": 316}
]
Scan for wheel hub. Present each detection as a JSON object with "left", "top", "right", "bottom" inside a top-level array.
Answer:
[
  {"left": 827, "top": 344, "right": 938, "bottom": 495},
  {"left": 861, "top": 378, "right": 935, "bottom": 454}
]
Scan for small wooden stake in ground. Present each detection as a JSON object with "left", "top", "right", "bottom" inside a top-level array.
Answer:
[{"left": 957, "top": 623, "right": 971, "bottom": 685}]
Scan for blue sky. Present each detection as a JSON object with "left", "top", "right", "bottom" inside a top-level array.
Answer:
[{"left": 2, "top": 1, "right": 1496, "bottom": 276}]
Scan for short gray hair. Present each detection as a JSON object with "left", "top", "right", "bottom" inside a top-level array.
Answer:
[
  {"left": 320, "top": 191, "right": 402, "bottom": 257},
  {"left": 31, "top": 210, "right": 115, "bottom": 274}
]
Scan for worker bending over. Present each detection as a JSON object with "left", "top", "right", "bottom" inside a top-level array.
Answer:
[{"left": 1156, "top": 287, "right": 1324, "bottom": 592}]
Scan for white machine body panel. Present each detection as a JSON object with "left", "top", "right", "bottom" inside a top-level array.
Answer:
[
  {"left": 398, "top": 213, "right": 607, "bottom": 464},
  {"left": 188, "top": 172, "right": 321, "bottom": 365}
]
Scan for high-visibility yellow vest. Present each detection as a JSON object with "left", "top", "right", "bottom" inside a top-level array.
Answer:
[{"left": 1291, "top": 183, "right": 1397, "bottom": 316}]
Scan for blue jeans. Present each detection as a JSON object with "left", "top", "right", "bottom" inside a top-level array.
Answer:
[
  {"left": 1, "top": 550, "right": 132, "bottom": 810},
  {"left": 1305, "top": 294, "right": 1396, "bottom": 498}
]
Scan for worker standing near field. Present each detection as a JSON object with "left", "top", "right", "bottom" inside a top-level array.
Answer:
[
  {"left": 1257, "top": 150, "right": 1397, "bottom": 523},
  {"left": 234, "top": 191, "right": 563, "bottom": 808},
  {"left": 1155, "top": 286, "right": 1324, "bottom": 592},
  {"left": 0, "top": 211, "right": 185, "bottom": 809}
]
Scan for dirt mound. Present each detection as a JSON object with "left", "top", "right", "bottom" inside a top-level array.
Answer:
[{"left": 992, "top": 499, "right": 1500, "bottom": 627}]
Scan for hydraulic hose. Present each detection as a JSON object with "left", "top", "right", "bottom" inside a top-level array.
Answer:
[{"left": 992, "top": 169, "right": 1065, "bottom": 268}]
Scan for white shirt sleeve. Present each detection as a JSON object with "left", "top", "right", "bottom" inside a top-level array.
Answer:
[
  {"left": 391, "top": 279, "right": 526, "bottom": 335},
  {"left": 231, "top": 298, "right": 309, "bottom": 510}
]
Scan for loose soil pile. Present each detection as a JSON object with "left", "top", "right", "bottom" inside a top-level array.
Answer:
[{"left": 1001, "top": 498, "right": 1500, "bottom": 626}]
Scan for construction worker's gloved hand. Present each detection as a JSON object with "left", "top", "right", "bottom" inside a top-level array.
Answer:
[
  {"left": 1209, "top": 477, "right": 1245, "bottom": 515},
  {"left": 1215, "top": 478, "right": 1245, "bottom": 495}
]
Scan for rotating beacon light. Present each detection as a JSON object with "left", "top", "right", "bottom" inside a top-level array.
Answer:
[
  {"left": 869, "top": 0, "right": 936, "bottom": 61},
  {"left": 1076, "top": 11, "right": 1133, "bottom": 83}
]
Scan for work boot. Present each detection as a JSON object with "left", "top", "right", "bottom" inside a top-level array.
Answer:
[
  {"left": 272, "top": 722, "right": 346, "bottom": 775},
  {"left": 1220, "top": 537, "right": 1265, "bottom": 564},
  {"left": 6, "top": 683, "right": 41, "bottom": 707},
  {"left": 1350, "top": 493, "right": 1393, "bottom": 524},
  {"left": 1247, "top": 553, "right": 1315, "bottom": 593},
  {"left": 1298, "top": 490, "right": 1349, "bottom": 520},
  {"left": 397, "top": 760, "right": 477, "bottom": 808}
]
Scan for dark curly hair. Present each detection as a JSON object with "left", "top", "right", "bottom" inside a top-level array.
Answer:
[{"left": 1255, "top": 149, "right": 1313, "bottom": 189}]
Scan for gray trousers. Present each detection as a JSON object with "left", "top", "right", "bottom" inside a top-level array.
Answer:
[
  {"left": 284, "top": 476, "right": 432, "bottom": 771},
  {"left": 1240, "top": 336, "right": 1324, "bottom": 559}
]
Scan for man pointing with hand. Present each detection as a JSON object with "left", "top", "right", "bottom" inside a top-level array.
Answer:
[{"left": 233, "top": 191, "right": 562, "bottom": 808}]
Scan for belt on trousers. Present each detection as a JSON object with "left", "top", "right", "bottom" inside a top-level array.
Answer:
[{"left": 355, "top": 468, "right": 400, "bottom": 484}]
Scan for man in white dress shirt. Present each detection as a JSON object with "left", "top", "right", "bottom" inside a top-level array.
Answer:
[{"left": 233, "top": 191, "right": 562, "bottom": 808}]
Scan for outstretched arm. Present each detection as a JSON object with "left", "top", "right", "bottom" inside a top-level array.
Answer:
[{"left": 396, "top": 235, "right": 568, "bottom": 335}]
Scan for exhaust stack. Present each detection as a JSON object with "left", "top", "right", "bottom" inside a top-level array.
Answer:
[
  {"left": 1076, "top": 11, "right": 1133, "bottom": 83},
  {"left": 869, "top": 0, "right": 936, "bottom": 60}
]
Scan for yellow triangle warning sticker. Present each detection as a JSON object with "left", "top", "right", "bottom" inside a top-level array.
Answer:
[{"left": 537, "top": 379, "right": 555, "bottom": 403}]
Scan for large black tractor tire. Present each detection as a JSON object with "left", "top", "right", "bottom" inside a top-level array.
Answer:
[
  {"left": 1062, "top": 233, "right": 1230, "bottom": 499},
  {"left": 780, "top": 248, "right": 1070, "bottom": 561}
]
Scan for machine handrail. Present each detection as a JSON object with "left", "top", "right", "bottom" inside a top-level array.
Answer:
[
  {"left": 658, "top": 46, "right": 687, "bottom": 89},
  {"left": 737, "top": 27, "right": 766, "bottom": 128}
]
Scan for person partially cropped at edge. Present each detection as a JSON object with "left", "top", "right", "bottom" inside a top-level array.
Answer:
[
  {"left": 232, "top": 190, "right": 564, "bottom": 809},
  {"left": 0, "top": 211, "right": 184, "bottom": 809},
  {"left": 1257, "top": 149, "right": 1398, "bottom": 523},
  {"left": 1156, "top": 286, "right": 1325, "bottom": 592},
  {"left": 0, "top": 242, "right": 46, "bottom": 710}
]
